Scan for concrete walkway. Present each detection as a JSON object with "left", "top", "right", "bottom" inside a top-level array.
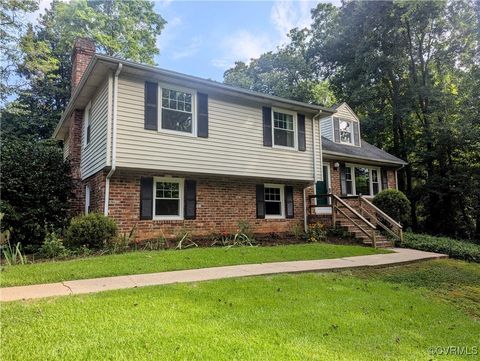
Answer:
[{"left": 0, "top": 248, "right": 446, "bottom": 302}]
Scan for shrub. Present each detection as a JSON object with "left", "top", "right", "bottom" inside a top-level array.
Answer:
[
  {"left": 373, "top": 189, "right": 411, "bottom": 225},
  {"left": 306, "top": 222, "right": 327, "bottom": 242},
  {"left": 0, "top": 139, "right": 73, "bottom": 248},
  {"left": 401, "top": 233, "right": 480, "bottom": 263},
  {"left": 65, "top": 213, "right": 118, "bottom": 249},
  {"left": 39, "top": 231, "right": 69, "bottom": 259},
  {"left": 292, "top": 223, "right": 305, "bottom": 240},
  {"left": 237, "top": 219, "right": 254, "bottom": 239}
]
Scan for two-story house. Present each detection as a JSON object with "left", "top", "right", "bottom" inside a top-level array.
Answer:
[{"left": 54, "top": 38, "right": 406, "bottom": 244}]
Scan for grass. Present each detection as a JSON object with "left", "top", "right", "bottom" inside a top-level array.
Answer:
[
  {"left": 401, "top": 232, "right": 480, "bottom": 262},
  {"left": 1, "top": 259, "right": 479, "bottom": 360},
  {"left": 0, "top": 243, "right": 388, "bottom": 287}
]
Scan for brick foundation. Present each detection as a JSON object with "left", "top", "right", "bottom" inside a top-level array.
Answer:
[{"left": 105, "top": 169, "right": 309, "bottom": 241}]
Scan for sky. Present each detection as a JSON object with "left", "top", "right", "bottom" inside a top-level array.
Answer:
[{"left": 30, "top": 0, "right": 340, "bottom": 82}]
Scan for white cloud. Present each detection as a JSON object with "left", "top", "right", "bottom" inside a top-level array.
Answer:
[
  {"left": 171, "top": 36, "right": 202, "bottom": 59},
  {"left": 156, "top": 16, "right": 182, "bottom": 55},
  {"left": 211, "top": 30, "right": 272, "bottom": 69},
  {"left": 270, "top": 0, "right": 316, "bottom": 45}
]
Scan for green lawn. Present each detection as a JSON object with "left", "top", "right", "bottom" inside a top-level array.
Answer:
[
  {"left": 0, "top": 243, "right": 388, "bottom": 287},
  {"left": 1, "top": 259, "right": 478, "bottom": 360}
]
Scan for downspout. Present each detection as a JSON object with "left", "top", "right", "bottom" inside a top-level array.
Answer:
[
  {"left": 104, "top": 63, "right": 123, "bottom": 215},
  {"left": 395, "top": 164, "right": 405, "bottom": 191}
]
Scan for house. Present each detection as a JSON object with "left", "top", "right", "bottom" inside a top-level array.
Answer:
[{"left": 54, "top": 38, "right": 406, "bottom": 245}]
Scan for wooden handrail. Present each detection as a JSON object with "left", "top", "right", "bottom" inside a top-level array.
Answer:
[
  {"left": 359, "top": 195, "right": 403, "bottom": 229},
  {"left": 335, "top": 206, "right": 375, "bottom": 240},
  {"left": 332, "top": 194, "right": 376, "bottom": 229}
]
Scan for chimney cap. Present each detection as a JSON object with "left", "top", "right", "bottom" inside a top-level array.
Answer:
[{"left": 72, "top": 37, "right": 95, "bottom": 56}]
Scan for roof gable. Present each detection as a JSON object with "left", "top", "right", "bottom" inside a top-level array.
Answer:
[{"left": 335, "top": 102, "right": 360, "bottom": 122}]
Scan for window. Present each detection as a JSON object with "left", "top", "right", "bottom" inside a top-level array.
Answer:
[
  {"left": 273, "top": 109, "right": 296, "bottom": 148},
  {"left": 83, "top": 103, "right": 92, "bottom": 147},
  {"left": 153, "top": 178, "right": 184, "bottom": 219},
  {"left": 264, "top": 184, "right": 284, "bottom": 218},
  {"left": 345, "top": 165, "right": 381, "bottom": 196},
  {"left": 161, "top": 87, "right": 195, "bottom": 134},
  {"left": 371, "top": 169, "right": 380, "bottom": 195},
  {"left": 339, "top": 119, "right": 352, "bottom": 144},
  {"left": 85, "top": 184, "right": 90, "bottom": 214},
  {"left": 345, "top": 167, "right": 353, "bottom": 195}
]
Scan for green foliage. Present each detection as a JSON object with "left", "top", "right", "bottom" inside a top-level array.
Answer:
[
  {"left": 306, "top": 222, "right": 327, "bottom": 242},
  {"left": 65, "top": 213, "right": 118, "bottom": 250},
  {"left": 373, "top": 189, "right": 411, "bottom": 226},
  {"left": 39, "top": 231, "right": 69, "bottom": 259},
  {"left": 292, "top": 223, "right": 305, "bottom": 240},
  {"left": 106, "top": 224, "right": 137, "bottom": 253},
  {"left": 0, "top": 139, "right": 73, "bottom": 248},
  {"left": 2, "top": 0, "right": 166, "bottom": 141},
  {"left": 401, "top": 233, "right": 480, "bottom": 263},
  {"left": 237, "top": 219, "right": 254, "bottom": 239}
]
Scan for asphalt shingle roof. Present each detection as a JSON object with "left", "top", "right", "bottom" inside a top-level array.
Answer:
[{"left": 322, "top": 137, "right": 407, "bottom": 165}]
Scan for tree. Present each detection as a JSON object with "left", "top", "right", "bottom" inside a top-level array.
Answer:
[
  {"left": 0, "top": 0, "right": 38, "bottom": 100},
  {"left": 224, "top": 28, "right": 336, "bottom": 106},
  {"left": 2, "top": 0, "right": 166, "bottom": 141},
  {"left": 0, "top": 139, "right": 73, "bottom": 248}
]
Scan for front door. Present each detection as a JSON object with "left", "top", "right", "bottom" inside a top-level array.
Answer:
[{"left": 315, "top": 164, "right": 331, "bottom": 214}]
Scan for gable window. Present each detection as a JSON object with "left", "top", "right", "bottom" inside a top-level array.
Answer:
[
  {"left": 339, "top": 119, "right": 352, "bottom": 144},
  {"left": 273, "top": 109, "right": 296, "bottom": 148},
  {"left": 264, "top": 184, "right": 284, "bottom": 218},
  {"left": 161, "top": 86, "right": 195, "bottom": 134},
  {"left": 83, "top": 103, "right": 92, "bottom": 147},
  {"left": 345, "top": 165, "right": 381, "bottom": 196},
  {"left": 153, "top": 177, "right": 184, "bottom": 219}
]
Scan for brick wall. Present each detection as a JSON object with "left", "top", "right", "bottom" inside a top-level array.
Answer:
[
  {"left": 107, "top": 169, "right": 309, "bottom": 241},
  {"left": 67, "top": 110, "right": 84, "bottom": 215}
]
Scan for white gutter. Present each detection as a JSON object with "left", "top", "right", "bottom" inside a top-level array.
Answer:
[
  {"left": 303, "top": 188, "right": 308, "bottom": 232},
  {"left": 309, "top": 110, "right": 324, "bottom": 213},
  {"left": 104, "top": 63, "right": 123, "bottom": 215}
]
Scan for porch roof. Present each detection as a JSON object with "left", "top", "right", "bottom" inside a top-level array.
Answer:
[{"left": 321, "top": 137, "right": 407, "bottom": 166}]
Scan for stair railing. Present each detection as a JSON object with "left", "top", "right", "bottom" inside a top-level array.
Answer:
[
  {"left": 331, "top": 194, "right": 378, "bottom": 247},
  {"left": 359, "top": 195, "right": 403, "bottom": 242}
]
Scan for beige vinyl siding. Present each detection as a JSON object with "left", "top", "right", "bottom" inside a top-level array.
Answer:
[
  {"left": 116, "top": 75, "right": 320, "bottom": 181},
  {"left": 320, "top": 117, "right": 333, "bottom": 141},
  {"left": 335, "top": 103, "right": 359, "bottom": 123},
  {"left": 63, "top": 136, "right": 70, "bottom": 160},
  {"left": 80, "top": 78, "right": 109, "bottom": 179}
]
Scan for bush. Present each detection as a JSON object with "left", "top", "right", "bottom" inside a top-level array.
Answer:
[
  {"left": 306, "top": 222, "right": 327, "bottom": 242},
  {"left": 401, "top": 233, "right": 480, "bottom": 263},
  {"left": 39, "top": 231, "right": 69, "bottom": 259},
  {"left": 373, "top": 189, "right": 411, "bottom": 225},
  {"left": 0, "top": 139, "right": 73, "bottom": 249},
  {"left": 65, "top": 213, "right": 118, "bottom": 249}
]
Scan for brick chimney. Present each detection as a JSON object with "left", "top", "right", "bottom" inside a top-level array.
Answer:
[{"left": 71, "top": 38, "right": 95, "bottom": 94}]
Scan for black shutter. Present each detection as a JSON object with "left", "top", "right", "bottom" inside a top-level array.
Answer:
[
  {"left": 297, "top": 114, "right": 306, "bottom": 151},
  {"left": 285, "top": 186, "right": 294, "bottom": 218},
  {"left": 197, "top": 93, "right": 208, "bottom": 138},
  {"left": 144, "top": 81, "right": 158, "bottom": 130},
  {"left": 333, "top": 117, "right": 340, "bottom": 143},
  {"left": 184, "top": 180, "right": 197, "bottom": 219},
  {"left": 353, "top": 121, "right": 360, "bottom": 146},
  {"left": 86, "top": 124, "right": 91, "bottom": 144},
  {"left": 340, "top": 163, "right": 347, "bottom": 196},
  {"left": 256, "top": 184, "right": 265, "bottom": 219},
  {"left": 262, "top": 106, "right": 272, "bottom": 147},
  {"left": 381, "top": 168, "right": 389, "bottom": 190},
  {"left": 140, "top": 177, "right": 153, "bottom": 220}
]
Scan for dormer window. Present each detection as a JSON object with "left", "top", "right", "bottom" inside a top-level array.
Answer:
[{"left": 339, "top": 120, "right": 352, "bottom": 144}]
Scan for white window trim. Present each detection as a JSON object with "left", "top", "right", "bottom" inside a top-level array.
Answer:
[
  {"left": 85, "top": 184, "right": 90, "bottom": 215},
  {"left": 83, "top": 101, "right": 92, "bottom": 148},
  {"left": 158, "top": 83, "right": 197, "bottom": 137},
  {"left": 271, "top": 107, "right": 297, "bottom": 150},
  {"left": 346, "top": 164, "right": 382, "bottom": 196},
  {"left": 152, "top": 177, "right": 184, "bottom": 220},
  {"left": 264, "top": 183, "right": 285, "bottom": 219},
  {"left": 339, "top": 118, "right": 354, "bottom": 145}
]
